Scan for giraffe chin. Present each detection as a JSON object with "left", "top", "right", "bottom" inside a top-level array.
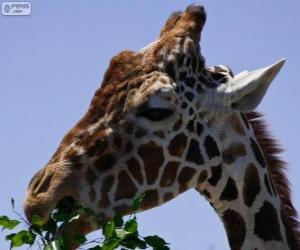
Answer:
[
  {"left": 25, "top": 194, "right": 96, "bottom": 250},
  {"left": 23, "top": 193, "right": 55, "bottom": 224}
]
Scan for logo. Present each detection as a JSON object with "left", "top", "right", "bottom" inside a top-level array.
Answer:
[{"left": 2, "top": 2, "right": 31, "bottom": 16}]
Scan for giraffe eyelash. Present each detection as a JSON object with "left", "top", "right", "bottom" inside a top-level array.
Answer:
[{"left": 136, "top": 107, "right": 174, "bottom": 121}]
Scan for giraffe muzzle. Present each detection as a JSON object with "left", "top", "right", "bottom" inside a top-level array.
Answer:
[{"left": 24, "top": 165, "right": 79, "bottom": 223}]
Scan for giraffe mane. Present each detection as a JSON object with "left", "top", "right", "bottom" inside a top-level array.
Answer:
[{"left": 246, "top": 111, "right": 300, "bottom": 249}]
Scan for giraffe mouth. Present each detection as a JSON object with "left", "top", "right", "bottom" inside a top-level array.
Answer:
[
  {"left": 24, "top": 194, "right": 79, "bottom": 226},
  {"left": 54, "top": 196, "right": 77, "bottom": 217}
]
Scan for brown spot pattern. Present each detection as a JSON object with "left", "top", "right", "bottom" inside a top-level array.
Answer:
[
  {"left": 138, "top": 141, "right": 164, "bottom": 185},
  {"left": 126, "top": 157, "right": 143, "bottom": 185},
  {"left": 89, "top": 187, "right": 96, "bottom": 202},
  {"left": 220, "top": 177, "right": 238, "bottom": 201},
  {"left": 178, "top": 167, "right": 196, "bottom": 192},
  {"left": 186, "top": 139, "right": 204, "bottom": 165},
  {"left": 86, "top": 139, "right": 108, "bottom": 157},
  {"left": 254, "top": 201, "right": 283, "bottom": 241},
  {"left": 229, "top": 114, "right": 245, "bottom": 136},
  {"left": 135, "top": 127, "right": 148, "bottom": 138},
  {"left": 163, "top": 192, "right": 174, "bottom": 202},
  {"left": 85, "top": 168, "right": 97, "bottom": 186},
  {"left": 204, "top": 135, "right": 220, "bottom": 159},
  {"left": 160, "top": 161, "right": 180, "bottom": 187},
  {"left": 124, "top": 141, "right": 133, "bottom": 154},
  {"left": 208, "top": 164, "right": 222, "bottom": 186},
  {"left": 172, "top": 118, "right": 182, "bottom": 131},
  {"left": 243, "top": 163, "right": 261, "bottom": 207},
  {"left": 223, "top": 209, "right": 246, "bottom": 250},
  {"left": 168, "top": 133, "right": 188, "bottom": 157},
  {"left": 186, "top": 119, "right": 195, "bottom": 133},
  {"left": 113, "top": 204, "right": 132, "bottom": 215},
  {"left": 250, "top": 138, "right": 266, "bottom": 168},
  {"left": 95, "top": 153, "right": 116, "bottom": 172},
  {"left": 115, "top": 170, "right": 137, "bottom": 200},
  {"left": 222, "top": 143, "right": 246, "bottom": 165},
  {"left": 141, "top": 189, "right": 159, "bottom": 210},
  {"left": 196, "top": 122, "right": 204, "bottom": 136},
  {"left": 201, "top": 189, "right": 211, "bottom": 199},
  {"left": 124, "top": 121, "right": 134, "bottom": 134},
  {"left": 98, "top": 175, "right": 114, "bottom": 208},
  {"left": 113, "top": 134, "right": 122, "bottom": 150},
  {"left": 264, "top": 174, "right": 273, "bottom": 196},
  {"left": 198, "top": 170, "right": 207, "bottom": 184}
]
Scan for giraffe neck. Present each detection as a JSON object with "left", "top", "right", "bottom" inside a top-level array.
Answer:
[{"left": 197, "top": 113, "right": 290, "bottom": 250}]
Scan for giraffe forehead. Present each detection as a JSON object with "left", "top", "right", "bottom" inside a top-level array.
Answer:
[
  {"left": 131, "top": 77, "right": 176, "bottom": 108},
  {"left": 100, "top": 71, "right": 176, "bottom": 117}
]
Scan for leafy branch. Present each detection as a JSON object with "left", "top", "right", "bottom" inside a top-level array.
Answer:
[{"left": 0, "top": 195, "right": 170, "bottom": 250}]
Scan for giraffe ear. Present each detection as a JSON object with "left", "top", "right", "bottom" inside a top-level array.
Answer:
[{"left": 226, "top": 59, "right": 286, "bottom": 112}]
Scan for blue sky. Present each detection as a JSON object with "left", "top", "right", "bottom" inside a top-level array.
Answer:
[{"left": 0, "top": 1, "right": 299, "bottom": 249}]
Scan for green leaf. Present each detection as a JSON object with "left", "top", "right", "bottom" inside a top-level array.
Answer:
[
  {"left": 42, "top": 218, "right": 57, "bottom": 235},
  {"left": 131, "top": 194, "right": 145, "bottom": 211},
  {"left": 6, "top": 230, "right": 36, "bottom": 248},
  {"left": 10, "top": 198, "right": 15, "bottom": 210},
  {"left": 152, "top": 246, "right": 170, "bottom": 250},
  {"left": 87, "top": 246, "right": 102, "bottom": 250},
  {"left": 144, "top": 235, "right": 168, "bottom": 248},
  {"left": 115, "top": 228, "right": 130, "bottom": 239},
  {"left": 44, "top": 239, "right": 63, "bottom": 250},
  {"left": 124, "top": 219, "right": 137, "bottom": 234},
  {"left": 0, "top": 216, "right": 20, "bottom": 230},
  {"left": 52, "top": 211, "right": 70, "bottom": 222},
  {"left": 6, "top": 233, "right": 16, "bottom": 240},
  {"left": 31, "top": 215, "right": 44, "bottom": 227},
  {"left": 120, "top": 235, "right": 147, "bottom": 249},
  {"left": 102, "top": 238, "right": 121, "bottom": 250},
  {"left": 103, "top": 222, "right": 115, "bottom": 238},
  {"left": 113, "top": 213, "right": 123, "bottom": 227}
]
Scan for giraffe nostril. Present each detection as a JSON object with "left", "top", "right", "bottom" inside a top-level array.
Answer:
[
  {"left": 32, "top": 169, "right": 54, "bottom": 195},
  {"left": 28, "top": 168, "right": 44, "bottom": 192}
]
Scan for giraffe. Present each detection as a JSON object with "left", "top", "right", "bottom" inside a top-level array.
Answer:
[{"left": 24, "top": 5, "right": 300, "bottom": 250}]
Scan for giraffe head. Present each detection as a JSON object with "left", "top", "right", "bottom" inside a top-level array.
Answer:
[{"left": 24, "top": 4, "right": 286, "bottom": 241}]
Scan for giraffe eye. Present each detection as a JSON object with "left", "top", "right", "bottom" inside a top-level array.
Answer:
[{"left": 136, "top": 107, "right": 174, "bottom": 121}]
